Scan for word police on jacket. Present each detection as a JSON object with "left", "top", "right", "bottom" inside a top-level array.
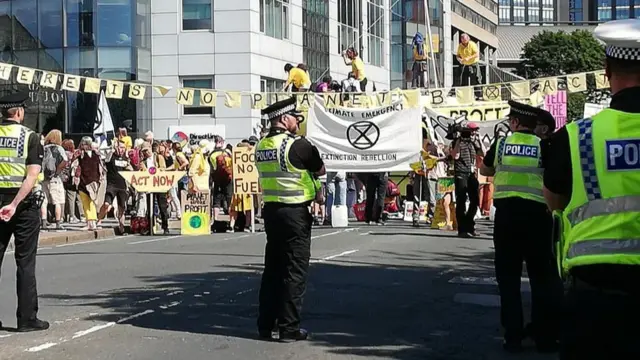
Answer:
[
  {"left": 607, "top": 140, "right": 640, "bottom": 171},
  {"left": 504, "top": 144, "right": 538, "bottom": 158},
  {"left": 0, "top": 137, "right": 18, "bottom": 149},
  {"left": 256, "top": 149, "right": 278, "bottom": 162}
]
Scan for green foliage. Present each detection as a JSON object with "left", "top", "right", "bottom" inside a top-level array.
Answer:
[{"left": 516, "top": 29, "right": 608, "bottom": 121}]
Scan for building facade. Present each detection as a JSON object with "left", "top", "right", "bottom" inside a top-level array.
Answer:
[
  {"left": 151, "top": 0, "right": 391, "bottom": 144},
  {"left": 498, "top": 0, "right": 557, "bottom": 24},
  {"left": 0, "top": 0, "right": 152, "bottom": 137},
  {"left": 558, "top": 0, "right": 640, "bottom": 21}
]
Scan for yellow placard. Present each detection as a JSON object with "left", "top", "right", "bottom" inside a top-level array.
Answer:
[
  {"left": 232, "top": 147, "right": 260, "bottom": 195},
  {"left": 119, "top": 170, "right": 186, "bottom": 192},
  {"left": 181, "top": 191, "right": 211, "bottom": 235},
  {"left": 431, "top": 102, "right": 510, "bottom": 122}
]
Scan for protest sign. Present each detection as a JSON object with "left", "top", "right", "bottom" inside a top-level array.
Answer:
[
  {"left": 544, "top": 90, "right": 567, "bottom": 130},
  {"left": 307, "top": 94, "right": 422, "bottom": 172},
  {"left": 120, "top": 169, "right": 186, "bottom": 192},
  {"left": 232, "top": 147, "right": 260, "bottom": 195},
  {"left": 423, "top": 107, "right": 511, "bottom": 149},
  {"left": 181, "top": 191, "right": 211, "bottom": 235},
  {"left": 430, "top": 102, "right": 511, "bottom": 122}
]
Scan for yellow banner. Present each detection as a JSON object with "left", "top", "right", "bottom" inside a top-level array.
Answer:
[
  {"left": 181, "top": 192, "right": 211, "bottom": 235},
  {"left": 119, "top": 170, "right": 186, "bottom": 193}
]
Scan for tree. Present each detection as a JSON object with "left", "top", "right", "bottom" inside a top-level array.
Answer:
[{"left": 515, "top": 30, "right": 608, "bottom": 121}]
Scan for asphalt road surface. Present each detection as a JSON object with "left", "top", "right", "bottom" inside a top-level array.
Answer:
[{"left": 0, "top": 220, "right": 557, "bottom": 360}]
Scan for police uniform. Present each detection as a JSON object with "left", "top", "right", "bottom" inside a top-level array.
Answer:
[
  {"left": 542, "top": 19, "right": 640, "bottom": 359},
  {"left": 0, "top": 92, "right": 49, "bottom": 332},
  {"left": 255, "top": 97, "right": 324, "bottom": 342},
  {"left": 483, "top": 100, "right": 562, "bottom": 352}
]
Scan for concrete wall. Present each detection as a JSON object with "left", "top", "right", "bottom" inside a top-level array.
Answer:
[{"left": 151, "top": 0, "right": 391, "bottom": 144}]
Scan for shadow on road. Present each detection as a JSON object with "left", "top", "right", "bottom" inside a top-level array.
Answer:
[{"left": 38, "top": 247, "right": 533, "bottom": 359}]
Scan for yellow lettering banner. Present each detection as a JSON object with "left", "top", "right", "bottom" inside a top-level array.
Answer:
[
  {"left": 106, "top": 81, "right": 124, "bottom": 99},
  {"left": 16, "top": 67, "right": 35, "bottom": 85},
  {"left": 176, "top": 89, "right": 195, "bottom": 105},
  {"left": 567, "top": 73, "right": 587, "bottom": 93},
  {"left": 594, "top": 70, "right": 610, "bottom": 89},
  {"left": 39, "top": 71, "right": 58, "bottom": 89},
  {"left": 83, "top": 77, "right": 101, "bottom": 93},
  {"left": 128, "top": 84, "right": 146, "bottom": 100},
  {"left": 431, "top": 102, "right": 510, "bottom": 122}
]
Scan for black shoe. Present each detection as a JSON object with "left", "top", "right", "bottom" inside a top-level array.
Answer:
[
  {"left": 502, "top": 339, "right": 523, "bottom": 353},
  {"left": 17, "top": 319, "right": 49, "bottom": 332},
  {"left": 258, "top": 330, "right": 274, "bottom": 340},
  {"left": 458, "top": 232, "right": 472, "bottom": 238},
  {"left": 279, "top": 328, "right": 309, "bottom": 343},
  {"left": 163, "top": 229, "right": 170, "bottom": 235}
]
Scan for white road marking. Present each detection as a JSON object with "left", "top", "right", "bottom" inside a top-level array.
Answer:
[
  {"left": 72, "top": 323, "right": 115, "bottom": 339},
  {"left": 235, "top": 289, "right": 255, "bottom": 296},
  {"left": 311, "top": 228, "right": 358, "bottom": 240},
  {"left": 359, "top": 231, "right": 371, "bottom": 236},
  {"left": 311, "top": 249, "right": 359, "bottom": 263},
  {"left": 117, "top": 309, "right": 155, "bottom": 323},
  {"left": 55, "top": 235, "right": 136, "bottom": 248},
  {"left": 0, "top": 334, "right": 11, "bottom": 338},
  {"left": 203, "top": 291, "right": 210, "bottom": 295},
  {"left": 166, "top": 291, "right": 183, "bottom": 296},
  {"left": 127, "top": 235, "right": 181, "bottom": 245},
  {"left": 26, "top": 342, "right": 58, "bottom": 352},
  {"left": 448, "top": 276, "right": 531, "bottom": 292},
  {"left": 127, "top": 232, "right": 261, "bottom": 245},
  {"left": 136, "top": 296, "right": 160, "bottom": 304}
]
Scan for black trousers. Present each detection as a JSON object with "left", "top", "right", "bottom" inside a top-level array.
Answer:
[
  {"left": 460, "top": 64, "right": 481, "bottom": 86},
  {"left": 0, "top": 200, "right": 41, "bottom": 323},
  {"left": 454, "top": 173, "right": 479, "bottom": 234},
  {"left": 155, "top": 193, "right": 169, "bottom": 231},
  {"left": 493, "top": 205, "right": 562, "bottom": 342},
  {"left": 364, "top": 173, "right": 387, "bottom": 223},
  {"left": 258, "top": 204, "right": 312, "bottom": 333}
]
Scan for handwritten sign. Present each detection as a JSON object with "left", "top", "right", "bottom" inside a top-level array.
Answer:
[
  {"left": 232, "top": 147, "right": 260, "bottom": 195},
  {"left": 544, "top": 90, "right": 567, "bottom": 130},
  {"left": 119, "top": 169, "right": 186, "bottom": 192},
  {"left": 181, "top": 191, "right": 211, "bottom": 235}
]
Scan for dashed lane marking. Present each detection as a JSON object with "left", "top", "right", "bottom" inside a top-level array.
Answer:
[{"left": 310, "top": 249, "right": 359, "bottom": 263}]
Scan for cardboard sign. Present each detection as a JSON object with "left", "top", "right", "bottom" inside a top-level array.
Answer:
[
  {"left": 181, "top": 191, "right": 211, "bottom": 235},
  {"left": 120, "top": 169, "right": 186, "bottom": 192},
  {"left": 232, "top": 147, "right": 260, "bottom": 195}
]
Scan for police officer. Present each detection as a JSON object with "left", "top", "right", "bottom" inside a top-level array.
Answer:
[
  {"left": 480, "top": 100, "right": 562, "bottom": 353},
  {"left": 543, "top": 19, "right": 640, "bottom": 359},
  {"left": 0, "top": 92, "right": 49, "bottom": 332},
  {"left": 255, "top": 97, "right": 325, "bottom": 342}
]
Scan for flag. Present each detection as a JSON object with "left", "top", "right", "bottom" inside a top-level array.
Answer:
[{"left": 94, "top": 90, "right": 115, "bottom": 149}]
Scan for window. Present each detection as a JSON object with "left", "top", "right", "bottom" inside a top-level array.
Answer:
[
  {"left": 260, "top": 77, "right": 286, "bottom": 104},
  {"left": 451, "top": 0, "right": 497, "bottom": 34},
  {"left": 542, "top": 8, "right": 554, "bottom": 21},
  {"left": 529, "top": 0, "right": 539, "bottom": 6},
  {"left": 499, "top": 6, "right": 511, "bottom": 22},
  {"left": 182, "top": 0, "right": 211, "bottom": 31},
  {"left": 338, "top": 0, "right": 360, "bottom": 52},
  {"left": 513, "top": 0, "right": 524, "bottom": 6},
  {"left": 541, "top": 0, "right": 553, "bottom": 6},
  {"left": 260, "top": 0, "right": 290, "bottom": 40},
  {"left": 528, "top": 8, "right": 539, "bottom": 22},
  {"left": 182, "top": 78, "right": 214, "bottom": 115},
  {"left": 616, "top": 6, "right": 631, "bottom": 18},
  {"left": 499, "top": 0, "right": 509, "bottom": 5},
  {"left": 368, "top": 0, "right": 384, "bottom": 67},
  {"left": 303, "top": 0, "right": 330, "bottom": 81},
  {"left": 513, "top": 7, "right": 525, "bottom": 22},
  {"left": 473, "top": 0, "right": 498, "bottom": 14}
]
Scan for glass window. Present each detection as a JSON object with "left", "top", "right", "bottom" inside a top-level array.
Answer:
[
  {"left": 38, "top": 0, "right": 63, "bottom": 49},
  {"left": 260, "top": 77, "right": 285, "bottom": 105},
  {"left": 616, "top": 7, "right": 630, "bottom": 18},
  {"left": 368, "top": 0, "right": 384, "bottom": 67},
  {"left": 499, "top": 6, "right": 511, "bottom": 22},
  {"left": 262, "top": 0, "right": 290, "bottom": 40},
  {"left": 182, "top": 78, "right": 214, "bottom": 115},
  {"left": 39, "top": 48, "right": 64, "bottom": 72},
  {"left": 12, "top": 50, "right": 39, "bottom": 68},
  {"left": 0, "top": 2, "right": 11, "bottom": 59},
  {"left": 13, "top": 0, "right": 38, "bottom": 50},
  {"left": 98, "top": 47, "right": 133, "bottom": 80},
  {"left": 528, "top": 8, "right": 539, "bottom": 22},
  {"left": 64, "top": 47, "right": 97, "bottom": 77},
  {"left": 66, "top": 0, "right": 96, "bottom": 47},
  {"left": 338, "top": 0, "right": 360, "bottom": 52},
  {"left": 136, "top": 0, "right": 151, "bottom": 48},
  {"left": 618, "top": 0, "right": 630, "bottom": 6},
  {"left": 97, "top": 0, "right": 132, "bottom": 46},
  {"left": 183, "top": 0, "right": 211, "bottom": 30}
]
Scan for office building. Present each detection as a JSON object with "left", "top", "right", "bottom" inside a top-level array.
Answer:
[
  {"left": 151, "top": 0, "right": 391, "bottom": 143},
  {"left": 498, "top": 0, "right": 557, "bottom": 24},
  {"left": 0, "top": 0, "right": 152, "bottom": 136},
  {"left": 559, "top": 0, "right": 640, "bottom": 22}
]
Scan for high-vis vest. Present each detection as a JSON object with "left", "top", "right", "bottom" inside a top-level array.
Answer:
[
  {"left": 493, "top": 132, "right": 544, "bottom": 203},
  {"left": 255, "top": 132, "right": 320, "bottom": 204},
  {"left": 0, "top": 123, "right": 34, "bottom": 188},
  {"left": 209, "top": 149, "right": 224, "bottom": 171},
  {"left": 559, "top": 109, "right": 640, "bottom": 274}
]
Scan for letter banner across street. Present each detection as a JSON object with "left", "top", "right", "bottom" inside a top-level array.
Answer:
[{"left": 307, "top": 95, "right": 422, "bottom": 172}]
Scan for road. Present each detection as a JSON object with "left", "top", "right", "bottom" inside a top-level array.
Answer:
[{"left": 0, "top": 220, "right": 555, "bottom": 360}]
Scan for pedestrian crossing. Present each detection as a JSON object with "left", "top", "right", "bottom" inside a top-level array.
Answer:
[{"left": 450, "top": 275, "right": 531, "bottom": 308}]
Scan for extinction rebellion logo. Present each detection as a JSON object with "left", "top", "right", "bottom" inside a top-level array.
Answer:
[{"left": 346, "top": 121, "right": 380, "bottom": 150}]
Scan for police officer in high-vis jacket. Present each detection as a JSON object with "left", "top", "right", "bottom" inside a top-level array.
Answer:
[
  {"left": 255, "top": 97, "right": 325, "bottom": 342},
  {"left": 480, "top": 100, "right": 562, "bottom": 353},
  {"left": 0, "top": 92, "right": 49, "bottom": 332},
  {"left": 542, "top": 19, "right": 640, "bottom": 359}
]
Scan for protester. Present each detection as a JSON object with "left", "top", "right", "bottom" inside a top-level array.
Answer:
[
  {"left": 97, "top": 140, "right": 132, "bottom": 234},
  {"left": 209, "top": 136, "right": 233, "bottom": 227},
  {"left": 282, "top": 63, "right": 311, "bottom": 92},
  {"left": 364, "top": 172, "right": 389, "bottom": 225},
  {"left": 457, "top": 33, "right": 481, "bottom": 86},
  {"left": 325, "top": 171, "right": 347, "bottom": 225},
  {"left": 40, "top": 130, "right": 67, "bottom": 230},
  {"left": 61, "top": 139, "right": 83, "bottom": 223},
  {"left": 75, "top": 136, "right": 104, "bottom": 231},
  {"left": 342, "top": 47, "right": 367, "bottom": 91},
  {"left": 412, "top": 32, "right": 430, "bottom": 88},
  {"left": 118, "top": 127, "right": 132, "bottom": 150},
  {"left": 315, "top": 76, "right": 332, "bottom": 92}
]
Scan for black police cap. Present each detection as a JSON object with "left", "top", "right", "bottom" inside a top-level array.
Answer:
[
  {"left": 508, "top": 100, "right": 555, "bottom": 132},
  {"left": 261, "top": 96, "right": 302, "bottom": 122},
  {"left": 0, "top": 91, "right": 29, "bottom": 109}
]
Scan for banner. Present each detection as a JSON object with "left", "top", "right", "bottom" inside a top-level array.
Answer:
[
  {"left": 119, "top": 170, "right": 186, "bottom": 192},
  {"left": 429, "top": 102, "right": 510, "bottom": 122},
  {"left": 0, "top": 61, "right": 608, "bottom": 109},
  {"left": 544, "top": 90, "right": 567, "bottom": 130},
  {"left": 307, "top": 95, "right": 422, "bottom": 172},
  {"left": 168, "top": 125, "right": 226, "bottom": 148},
  {"left": 232, "top": 147, "right": 260, "bottom": 195},
  {"left": 423, "top": 107, "right": 510, "bottom": 149},
  {"left": 181, "top": 192, "right": 211, "bottom": 235}
]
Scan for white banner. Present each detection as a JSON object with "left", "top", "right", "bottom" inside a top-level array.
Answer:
[{"left": 307, "top": 95, "right": 421, "bottom": 172}]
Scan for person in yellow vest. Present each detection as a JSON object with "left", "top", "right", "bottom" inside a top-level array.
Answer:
[
  {"left": 456, "top": 33, "right": 481, "bottom": 86},
  {"left": 542, "top": 19, "right": 640, "bottom": 359},
  {"left": 0, "top": 92, "right": 49, "bottom": 332},
  {"left": 255, "top": 96, "right": 325, "bottom": 342},
  {"left": 480, "top": 100, "right": 562, "bottom": 353}
]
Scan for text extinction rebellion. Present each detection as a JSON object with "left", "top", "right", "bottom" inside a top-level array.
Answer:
[{"left": 321, "top": 153, "right": 398, "bottom": 162}]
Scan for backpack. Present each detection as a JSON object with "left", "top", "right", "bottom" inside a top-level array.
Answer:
[
  {"left": 211, "top": 151, "right": 232, "bottom": 186},
  {"left": 345, "top": 80, "right": 358, "bottom": 93},
  {"left": 43, "top": 145, "right": 59, "bottom": 180}
]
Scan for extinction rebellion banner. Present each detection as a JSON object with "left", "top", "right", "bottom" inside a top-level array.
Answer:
[{"left": 307, "top": 95, "right": 422, "bottom": 172}]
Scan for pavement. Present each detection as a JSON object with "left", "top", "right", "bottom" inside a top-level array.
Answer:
[{"left": 0, "top": 219, "right": 556, "bottom": 360}]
